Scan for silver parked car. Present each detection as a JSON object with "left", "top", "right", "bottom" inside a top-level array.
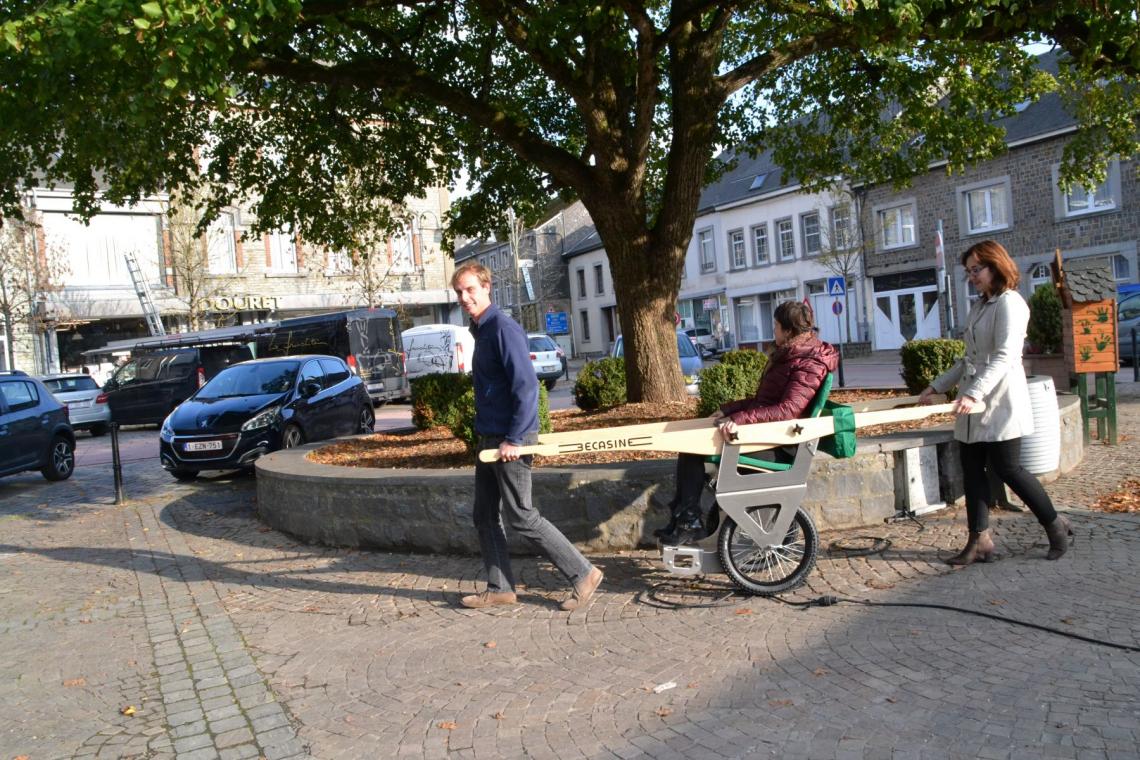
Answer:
[{"left": 39, "top": 373, "right": 111, "bottom": 436}]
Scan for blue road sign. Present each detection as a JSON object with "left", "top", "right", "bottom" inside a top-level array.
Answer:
[
  {"left": 832, "top": 300, "right": 843, "bottom": 316},
  {"left": 827, "top": 276, "right": 846, "bottom": 297},
  {"left": 545, "top": 311, "right": 569, "bottom": 335}
]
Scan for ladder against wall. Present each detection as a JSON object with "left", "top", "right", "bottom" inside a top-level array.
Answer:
[{"left": 123, "top": 250, "right": 165, "bottom": 337}]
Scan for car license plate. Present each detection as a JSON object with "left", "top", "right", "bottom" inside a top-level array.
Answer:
[
  {"left": 542, "top": 364, "right": 559, "bottom": 373},
  {"left": 67, "top": 400, "right": 90, "bottom": 408},
  {"left": 184, "top": 440, "right": 223, "bottom": 452}
]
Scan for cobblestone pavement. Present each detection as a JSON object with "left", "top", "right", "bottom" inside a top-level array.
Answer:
[{"left": 1, "top": 387, "right": 1137, "bottom": 760}]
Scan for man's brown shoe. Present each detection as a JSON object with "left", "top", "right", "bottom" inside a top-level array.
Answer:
[
  {"left": 560, "top": 566, "right": 603, "bottom": 611},
  {"left": 460, "top": 591, "right": 518, "bottom": 609}
]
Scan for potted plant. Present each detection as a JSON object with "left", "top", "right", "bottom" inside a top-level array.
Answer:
[{"left": 1024, "top": 283, "right": 1070, "bottom": 389}]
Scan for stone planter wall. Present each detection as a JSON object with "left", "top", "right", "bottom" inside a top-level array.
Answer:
[{"left": 255, "top": 395, "right": 1084, "bottom": 553}]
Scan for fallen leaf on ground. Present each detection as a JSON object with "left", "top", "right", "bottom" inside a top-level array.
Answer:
[
  {"left": 812, "top": 668, "right": 829, "bottom": 677},
  {"left": 988, "top": 599, "right": 1007, "bottom": 606},
  {"left": 120, "top": 705, "right": 136, "bottom": 716},
  {"left": 768, "top": 699, "right": 794, "bottom": 707},
  {"left": 493, "top": 712, "right": 506, "bottom": 721},
  {"left": 438, "top": 721, "right": 458, "bottom": 730},
  {"left": 735, "top": 608, "right": 752, "bottom": 615},
  {"left": 63, "top": 678, "right": 86, "bottom": 687},
  {"left": 484, "top": 641, "right": 497, "bottom": 649},
  {"left": 655, "top": 706, "right": 673, "bottom": 717},
  {"left": 1090, "top": 478, "right": 1140, "bottom": 513}
]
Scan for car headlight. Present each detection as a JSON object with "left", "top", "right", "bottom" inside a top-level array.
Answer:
[
  {"left": 160, "top": 414, "right": 175, "bottom": 441},
  {"left": 241, "top": 405, "right": 282, "bottom": 432}
]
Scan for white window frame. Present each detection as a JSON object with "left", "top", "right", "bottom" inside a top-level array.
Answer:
[
  {"left": 580, "top": 310, "right": 591, "bottom": 342},
  {"left": 776, "top": 218, "right": 795, "bottom": 262},
  {"left": 728, "top": 229, "right": 747, "bottom": 270},
  {"left": 875, "top": 200, "right": 917, "bottom": 250},
  {"left": 1052, "top": 161, "right": 1121, "bottom": 219},
  {"left": 956, "top": 177, "right": 1011, "bottom": 235},
  {"left": 267, "top": 230, "right": 298, "bottom": 274},
  {"left": 1113, "top": 253, "right": 1130, "bottom": 282},
  {"left": 576, "top": 268, "right": 587, "bottom": 298},
  {"left": 800, "top": 212, "right": 821, "bottom": 256},
  {"left": 697, "top": 228, "right": 716, "bottom": 273},
  {"left": 593, "top": 263, "right": 604, "bottom": 295},
  {"left": 830, "top": 204, "right": 853, "bottom": 251},
  {"left": 752, "top": 224, "right": 770, "bottom": 266},
  {"left": 206, "top": 212, "right": 238, "bottom": 275}
]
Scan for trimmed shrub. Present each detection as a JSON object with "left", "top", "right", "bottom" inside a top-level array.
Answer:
[
  {"left": 410, "top": 373, "right": 473, "bottom": 430},
  {"left": 1027, "top": 283, "right": 1063, "bottom": 354},
  {"left": 719, "top": 348, "right": 769, "bottom": 378},
  {"left": 450, "top": 384, "right": 552, "bottom": 454},
  {"left": 573, "top": 356, "right": 627, "bottom": 411},
  {"left": 696, "top": 350, "right": 768, "bottom": 417},
  {"left": 900, "top": 338, "right": 965, "bottom": 394}
]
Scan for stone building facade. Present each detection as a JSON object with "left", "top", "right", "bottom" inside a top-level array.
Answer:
[{"left": 862, "top": 94, "right": 1138, "bottom": 349}]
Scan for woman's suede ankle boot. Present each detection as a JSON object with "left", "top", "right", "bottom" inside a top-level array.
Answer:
[
  {"left": 1044, "top": 516, "right": 1073, "bottom": 560},
  {"left": 946, "top": 529, "right": 995, "bottom": 566}
]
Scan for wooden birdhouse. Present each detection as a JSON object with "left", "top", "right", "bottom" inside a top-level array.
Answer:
[{"left": 1050, "top": 250, "right": 1120, "bottom": 374}]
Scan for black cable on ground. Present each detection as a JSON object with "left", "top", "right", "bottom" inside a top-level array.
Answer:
[
  {"left": 827, "top": 536, "right": 892, "bottom": 556},
  {"left": 772, "top": 594, "right": 1140, "bottom": 653}
]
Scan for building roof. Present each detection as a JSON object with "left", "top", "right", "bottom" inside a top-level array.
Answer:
[
  {"left": 561, "top": 225, "right": 604, "bottom": 260},
  {"left": 695, "top": 50, "right": 1076, "bottom": 213},
  {"left": 1063, "top": 256, "right": 1117, "bottom": 302}
]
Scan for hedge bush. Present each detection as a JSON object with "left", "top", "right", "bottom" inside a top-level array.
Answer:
[
  {"left": 900, "top": 338, "right": 965, "bottom": 394},
  {"left": 1027, "top": 283, "right": 1063, "bottom": 354},
  {"left": 410, "top": 373, "right": 473, "bottom": 430},
  {"left": 696, "top": 349, "right": 769, "bottom": 416},
  {"left": 450, "top": 384, "right": 552, "bottom": 454},
  {"left": 573, "top": 356, "right": 627, "bottom": 411}
]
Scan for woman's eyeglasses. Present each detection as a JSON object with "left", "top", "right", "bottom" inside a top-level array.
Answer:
[{"left": 964, "top": 265, "right": 988, "bottom": 276}]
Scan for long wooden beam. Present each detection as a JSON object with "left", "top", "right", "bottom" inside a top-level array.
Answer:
[{"left": 478, "top": 396, "right": 972, "bottom": 462}]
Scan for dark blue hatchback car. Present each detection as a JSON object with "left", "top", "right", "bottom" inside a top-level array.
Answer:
[
  {"left": 159, "top": 355, "right": 373, "bottom": 480},
  {"left": 0, "top": 370, "right": 76, "bottom": 481}
]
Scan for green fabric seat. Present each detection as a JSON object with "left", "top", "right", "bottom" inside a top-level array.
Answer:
[{"left": 707, "top": 373, "right": 842, "bottom": 471}]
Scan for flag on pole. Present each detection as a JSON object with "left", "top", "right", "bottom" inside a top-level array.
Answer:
[{"left": 934, "top": 226, "right": 945, "bottom": 271}]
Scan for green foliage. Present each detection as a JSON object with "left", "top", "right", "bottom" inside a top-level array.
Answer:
[
  {"left": 696, "top": 350, "right": 769, "bottom": 417},
  {"left": 450, "top": 383, "right": 552, "bottom": 455},
  {"left": 900, "top": 339, "right": 966, "bottom": 395},
  {"left": 410, "top": 373, "right": 473, "bottom": 431},
  {"left": 1027, "top": 284, "right": 1063, "bottom": 354},
  {"left": 449, "top": 388, "right": 478, "bottom": 454},
  {"left": 1, "top": 0, "right": 1136, "bottom": 401},
  {"left": 573, "top": 357, "right": 627, "bottom": 411}
]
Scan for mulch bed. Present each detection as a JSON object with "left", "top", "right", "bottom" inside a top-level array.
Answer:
[{"left": 310, "top": 389, "right": 952, "bottom": 470}]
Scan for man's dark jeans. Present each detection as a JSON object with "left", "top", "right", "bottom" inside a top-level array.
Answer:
[{"left": 473, "top": 434, "right": 593, "bottom": 593}]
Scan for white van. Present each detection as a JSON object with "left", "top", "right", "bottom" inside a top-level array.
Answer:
[{"left": 401, "top": 324, "right": 475, "bottom": 380}]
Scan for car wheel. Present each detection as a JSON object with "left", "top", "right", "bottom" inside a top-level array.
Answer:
[
  {"left": 544, "top": 378, "right": 557, "bottom": 391},
  {"left": 282, "top": 424, "right": 305, "bottom": 449},
  {"left": 40, "top": 435, "right": 75, "bottom": 481},
  {"left": 88, "top": 423, "right": 108, "bottom": 437},
  {"left": 171, "top": 469, "right": 198, "bottom": 482},
  {"left": 358, "top": 405, "right": 375, "bottom": 434}
]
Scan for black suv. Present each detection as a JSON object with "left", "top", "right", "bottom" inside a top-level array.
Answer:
[
  {"left": 0, "top": 370, "right": 76, "bottom": 481},
  {"left": 101, "top": 345, "right": 254, "bottom": 425}
]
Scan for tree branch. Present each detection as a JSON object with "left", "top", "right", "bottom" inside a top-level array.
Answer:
[{"left": 243, "top": 53, "right": 596, "bottom": 191}]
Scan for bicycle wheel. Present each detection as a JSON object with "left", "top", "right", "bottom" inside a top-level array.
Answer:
[{"left": 717, "top": 507, "right": 818, "bottom": 596}]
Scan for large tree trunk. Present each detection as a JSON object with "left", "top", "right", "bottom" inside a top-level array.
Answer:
[{"left": 584, "top": 195, "right": 693, "bottom": 404}]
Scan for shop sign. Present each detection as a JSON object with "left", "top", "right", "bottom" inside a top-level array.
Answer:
[
  {"left": 196, "top": 295, "right": 279, "bottom": 312},
  {"left": 702, "top": 298, "right": 718, "bottom": 310}
]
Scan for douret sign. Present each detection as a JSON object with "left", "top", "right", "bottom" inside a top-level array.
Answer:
[{"left": 196, "top": 295, "right": 279, "bottom": 312}]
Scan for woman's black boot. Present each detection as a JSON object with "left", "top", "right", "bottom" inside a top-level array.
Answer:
[{"left": 659, "top": 510, "right": 705, "bottom": 546}]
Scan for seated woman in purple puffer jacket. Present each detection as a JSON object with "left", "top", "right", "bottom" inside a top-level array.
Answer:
[{"left": 657, "top": 301, "right": 838, "bottom": 545}]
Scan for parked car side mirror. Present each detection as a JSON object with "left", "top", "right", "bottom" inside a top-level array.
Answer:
[{"left": 300, "top": 380, "right": 322, "bottom": 399}]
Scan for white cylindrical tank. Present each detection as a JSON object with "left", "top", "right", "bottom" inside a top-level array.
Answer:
[{"left": 1020, "top": 375, "right": 1061, "bottom": 474}]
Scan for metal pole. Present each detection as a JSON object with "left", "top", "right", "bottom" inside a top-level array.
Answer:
[
  {"left": 837, "top": 343, "right": 846, "bottom": 388},
  {"left": 1132, "top": 327, "right": 1138, "bottom": 383},
  {"left": 110, "top": 422, "right": 125, "bottom": 505}
]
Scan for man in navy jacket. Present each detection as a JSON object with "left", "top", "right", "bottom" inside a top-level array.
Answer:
[{"left": 452, "top": 262, "right": 603, "bottom": 611}]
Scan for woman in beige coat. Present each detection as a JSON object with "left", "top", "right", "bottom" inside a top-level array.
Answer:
[{"left": 919, "top": 240, "right": 1071, "bottom": 564}]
